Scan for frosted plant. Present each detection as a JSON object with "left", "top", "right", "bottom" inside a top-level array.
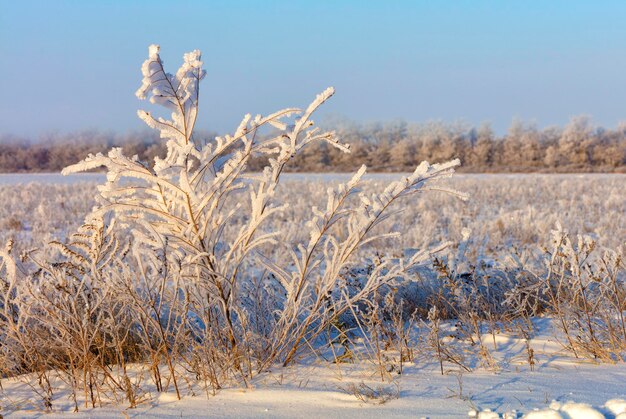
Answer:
[
  {"left": 0, "top": 44, "right": 468, "bottom": 407},
  {"left": 260, "top": 160, "right": 466, "bottom": 367},
  {"left": 540, "top": 224, "right": 625, "bottom": 360},
  {"left": 61, "top": 45, "right": 465, "bottom": 379},
  {"left": 501, "top": 222, "right": 626, "bottom": 362}
]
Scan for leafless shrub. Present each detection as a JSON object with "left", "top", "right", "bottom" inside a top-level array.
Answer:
[
  {"left": 0, "top": 44, "right": 464, "bottom": 410},
  {"left": 340, "top": 381, "right": 400, "bottom": 404}
]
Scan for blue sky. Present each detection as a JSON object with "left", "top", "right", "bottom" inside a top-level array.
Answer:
[{"left": 2, "top": 0, "right": 626, "bottom": 137}]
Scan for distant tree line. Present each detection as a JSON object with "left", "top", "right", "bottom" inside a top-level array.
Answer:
[
  {"left": 0, "top": 131, "right": 166, "bottom": 173},
  {"left": 1, "top": 116, "right": 625, "bottom": 173}
]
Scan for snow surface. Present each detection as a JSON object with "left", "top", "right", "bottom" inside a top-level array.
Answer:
[{"left": 2, "top": 319, "right": 624, "bottom": 418}]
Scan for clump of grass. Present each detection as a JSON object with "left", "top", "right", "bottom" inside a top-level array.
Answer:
[
  {"left": 0, "top": 44, "right": 464, "bottom": 411},
  {"left": 340, "top": 381, "right": 400, "bottom": 404}
]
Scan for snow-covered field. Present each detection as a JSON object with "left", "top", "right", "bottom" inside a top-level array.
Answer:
[
  {"left": 1, "top": 173, "right": 624, "bottom": 259},
  {"left": 0, "top": 173, "right": 624, "bottom": 418},
  {"left": 2, "top": 319, "right": 626, "bottom": 418}
]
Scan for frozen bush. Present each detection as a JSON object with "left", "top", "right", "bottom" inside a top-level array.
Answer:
[{"left": 0, "top": 45, "right": 465, "bottom": 408}]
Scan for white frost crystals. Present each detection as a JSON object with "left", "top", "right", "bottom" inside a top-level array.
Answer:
[
  {"left": 135, "top": 44, "right": 205, "bottom": 145},
  {"left": 2, "top": 44, "right": 465, "bottom": 410}
]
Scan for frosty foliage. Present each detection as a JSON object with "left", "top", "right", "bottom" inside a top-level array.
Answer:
[{"left": 0, "top": 45, "right": 468, "bottom": 408}]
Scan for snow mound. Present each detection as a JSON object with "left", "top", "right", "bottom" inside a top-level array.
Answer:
[
  {"left": 474, "top": 398, "right": 626, "bottom": 418},
  {"left": 557, "top": 401, "right": 605, "bottom": 419},
  {"left": 606, "top": 399, "right": 626, "bottom": 417}
]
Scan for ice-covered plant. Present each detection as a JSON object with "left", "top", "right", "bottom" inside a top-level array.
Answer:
[
  {"left": 538, "top": 225, "right": 625, "bottom": 360},
  {"left": 1, "top": 44, "right": 467, "bottom": 406},
  {"left": 503, "top": 223, "right": 626, "bottom": 362},
  {"left": 65, "top": 45, "right": 467, "bottom": 383}
]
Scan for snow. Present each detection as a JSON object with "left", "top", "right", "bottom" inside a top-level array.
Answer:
[
  {"left": 523, "top": 400, "right": 624, "bottom": 419},
  {"left": 606, "top": 399, "right": 626, "bottom": 416},
  {"left": 1, "top": 319, "right": 624, "bottom": 418}
]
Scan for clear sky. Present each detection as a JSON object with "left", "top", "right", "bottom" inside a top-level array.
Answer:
[{"left": 2, "top": 0, "right": 626, "bottom": 137}]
